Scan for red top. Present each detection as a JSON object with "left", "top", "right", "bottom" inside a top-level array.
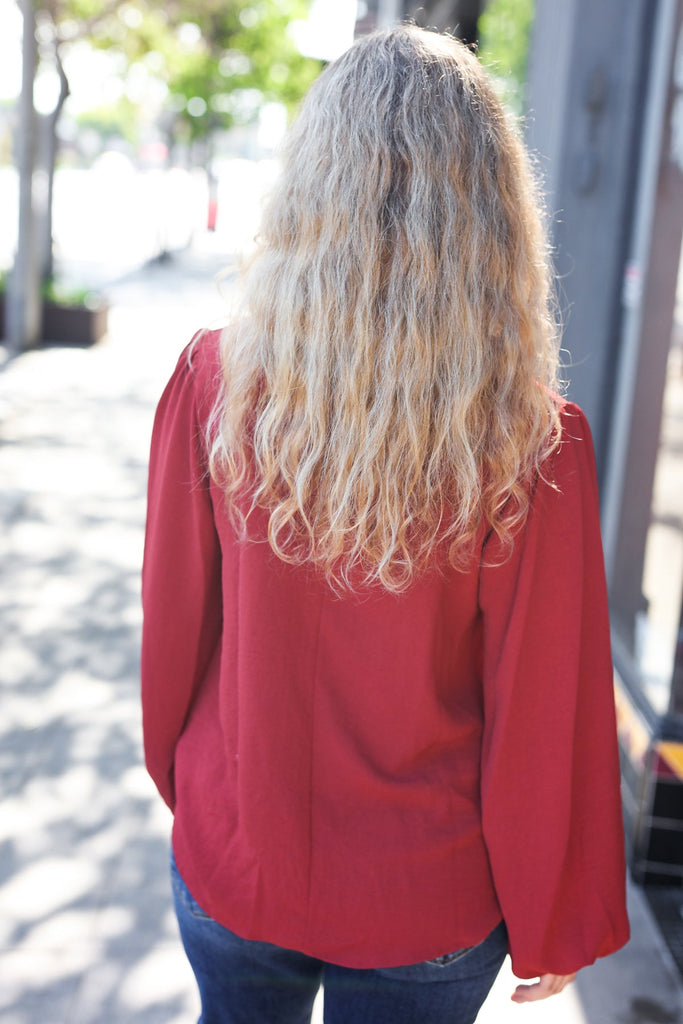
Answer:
[{"left": 141, "top": 330, "right": 629, "bottom": 978}]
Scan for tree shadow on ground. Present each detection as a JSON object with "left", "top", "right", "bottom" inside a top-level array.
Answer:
[{"left": 1, "top": 333, "right": 199, "bottom": 1023}]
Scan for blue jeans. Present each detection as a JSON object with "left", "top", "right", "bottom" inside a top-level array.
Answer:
[{"left": 171, "top": 849, "right": 507, "bottom": 1024}]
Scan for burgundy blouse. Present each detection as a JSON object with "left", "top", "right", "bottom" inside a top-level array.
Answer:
[{"left": 141, "top": 330, "right": 629, "bottom": 978}]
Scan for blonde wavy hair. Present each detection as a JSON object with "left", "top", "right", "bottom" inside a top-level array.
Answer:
[{"left": 209, "top": 25, "right": 561, "bottom": 593}]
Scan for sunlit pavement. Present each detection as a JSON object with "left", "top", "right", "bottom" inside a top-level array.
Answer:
[{"left": 1, "top": 240, "right": 682, "bottom": 1023}]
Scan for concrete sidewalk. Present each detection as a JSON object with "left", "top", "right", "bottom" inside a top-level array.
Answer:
[{"left": 1, "top": 243, "right": 682, "bottom": 1023}]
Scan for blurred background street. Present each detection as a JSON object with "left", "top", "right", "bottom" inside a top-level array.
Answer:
[{"left": 2, "top": 0, "right": 683, "bottom": 1022}]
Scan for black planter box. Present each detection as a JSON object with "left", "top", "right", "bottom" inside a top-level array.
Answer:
[{"left": 41, "top": 300, "right": 108, "bottom": 346}]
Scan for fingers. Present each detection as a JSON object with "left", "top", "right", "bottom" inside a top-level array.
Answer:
[{"left": 511, "top": 972, "right": 577, "bottom": 1003}]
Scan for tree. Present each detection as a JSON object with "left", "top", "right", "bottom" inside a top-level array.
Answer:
[
  {"left": 477, "top": 0, "right": 534, "bottom": 114},
  {"left": 8, "top": 0, "right": 130, "bottom": 351},
  {"left": 101, "top": 0, "right": 321, "bottom": 146},
  {"left": 8, "top": 0, "right": 319, "bottom": 352}
]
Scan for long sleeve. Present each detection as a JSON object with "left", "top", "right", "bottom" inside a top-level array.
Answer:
[
  {"left": 141, "top": 343, "right": 222, "bottom": 809},
  {"left": 479, "top": 402, "right": 630, "bottom": 979}
]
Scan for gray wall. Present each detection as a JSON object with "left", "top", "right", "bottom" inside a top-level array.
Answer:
[{"left": 525, "top": 0, "right": 651, "bottom": 474}]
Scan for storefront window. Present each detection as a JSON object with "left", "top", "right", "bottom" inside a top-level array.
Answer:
[
  {"left": 634, "top": 309, "right": 683, "bottom": 713},
  {"left": 611, "top": 269, "right": 683, "bottom": 718}
]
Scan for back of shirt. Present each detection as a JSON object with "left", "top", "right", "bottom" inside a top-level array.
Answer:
[{"left": 141, "top": 329, "right": 629, "bottom": 976}]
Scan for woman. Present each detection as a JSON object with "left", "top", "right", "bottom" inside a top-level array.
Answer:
[{"left": 142, "top": 25, "right": 630, "bottom": 1024}]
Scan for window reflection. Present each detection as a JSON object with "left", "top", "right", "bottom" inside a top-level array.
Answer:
[{"left": 614, "top": 279, "right": 683, "bottom": 715}]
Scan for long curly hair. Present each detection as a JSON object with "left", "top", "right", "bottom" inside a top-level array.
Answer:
[{"left": 208, "top": 25, "right": 561, "bottom": 593}]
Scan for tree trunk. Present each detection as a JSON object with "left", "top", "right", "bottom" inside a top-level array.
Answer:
[
  {"left": 7, "top": 0, "right": 41, "bottom": 352},
  {"left": 40, "top": 41, "right": 70, "bottom": 286}
]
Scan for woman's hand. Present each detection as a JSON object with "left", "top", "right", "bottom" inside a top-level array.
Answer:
[{"left": 511, "top": 973, "right": 577, "bottom": 1003}]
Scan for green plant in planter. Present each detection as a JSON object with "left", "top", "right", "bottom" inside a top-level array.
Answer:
[
  {"left": 0, "top": 271, "right": 102, "bottom": 308},
  {"left": 41, "top": 278, "right": 105, "bottom": 311}
]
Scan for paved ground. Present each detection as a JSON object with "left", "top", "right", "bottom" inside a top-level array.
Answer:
[{"left": 1, "top": 241, "right": 682, "bottom": 1023}]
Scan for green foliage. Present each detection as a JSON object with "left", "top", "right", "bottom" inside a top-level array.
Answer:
[
  {"left": 0, "top": 269, "right": 97, "bottom": 306},
  {"left": 478, "top": 0, "right": 534, "bottom": 115},
  {"left": 76, "top": 96, "right": 141, "bottom": 145},
  {"left": 41, "top": 277, "right": 100, "bottom": 307},
  {"left": 43, "top": 0, "right": 322, "bottom": 144},
  {"left": 156, "top": 0, "right": 322, "bottom": 140}
]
